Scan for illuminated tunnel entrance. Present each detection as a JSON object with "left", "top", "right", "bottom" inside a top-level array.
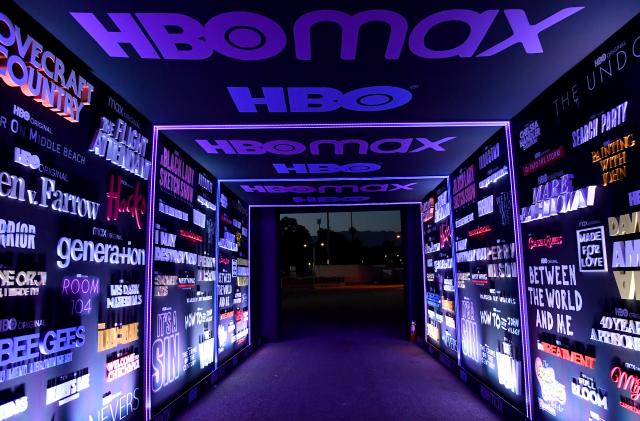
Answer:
[
  {"left": 277, "top": 210, "right": 409, "bottom": 344},
  {"left": 1, "top": 2, "right": 640, "bottom": 420}
]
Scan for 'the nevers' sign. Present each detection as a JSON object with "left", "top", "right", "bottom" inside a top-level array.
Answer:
[{"left": 70, "top": 8, "right": 584, "bottom": 60}]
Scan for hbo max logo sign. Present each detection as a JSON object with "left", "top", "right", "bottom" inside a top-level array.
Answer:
[{"left": 227, "top": 86, "right": 412, "bottom": 113}]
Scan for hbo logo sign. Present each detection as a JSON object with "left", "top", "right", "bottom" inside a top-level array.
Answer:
[
  {"left": 14, "top": 147, "right": 41, "bottom": 170},
  {"left": 273, "top": 163, "right": 381, "bottom": 174},
  {"left": 0, "top": 318, "right": 17, "bottom": 332},
  {"left": 13, "top": 105, "right": 30, "bottom": 121},
  {"left": 228, "top": 86, "right": 412, "bottom": 113}
]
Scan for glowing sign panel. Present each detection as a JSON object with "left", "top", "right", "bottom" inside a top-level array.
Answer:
[{"left": 72, "top": 8, "right": 585, "bottom": 61}]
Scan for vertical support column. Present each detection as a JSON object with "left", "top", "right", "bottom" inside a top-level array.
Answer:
[
  {"left": 505, "top": 123, "right": 533, "bottom": 419},
  {"left": 143, "top": 127, "right": 160, "bottom": 421},
  {"left": 401, "top": 204, "right": 424, "bottom": 338},
  {"left": 250, "top": 207, "right": 281, "bottom": 342},
  {"left": 420, "top": 202, "right": 428, "bottom": 342},
  {"left": 248, "top": 207, "right": 252, "bottom": 345},
  {"left": 214, "top": 180, "right": 221, "bottom": 368},
  {"left": 448, "top": 177, "right": 462, "bottom": 366}
]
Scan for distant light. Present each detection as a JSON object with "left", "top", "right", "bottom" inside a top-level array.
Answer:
[
  {"left": 320, "top": 242, "right": 325, "bottom": 247},
  {"left": 308, "top": 262, "right": 311, "bottom": 266},
  {"left": 396, "top": 234, "right": 401, "bottom": 239},
  {"left": 396, "top": 254, "right": 400, "bottom": 257},
  {"left": 303, "top": 244, "right": 308, "bottom": 248}
]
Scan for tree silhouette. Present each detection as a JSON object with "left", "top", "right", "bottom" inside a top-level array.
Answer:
[{"left": 279, "top": 217, "right": 311, "bottom": 274}]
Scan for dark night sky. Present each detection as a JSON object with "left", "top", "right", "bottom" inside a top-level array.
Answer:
[{"left": 280, "top": 211, "right": 401, "bottom": 235}]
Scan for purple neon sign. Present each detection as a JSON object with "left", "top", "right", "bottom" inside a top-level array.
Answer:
[
  {"left": 227, "top": 86, "right": 414, "bottom": 113},
  {"left": 72, "top": 8, "right": 584, "bottom": 61},
  {"left": 194, "top": 137, "right": 456, "bottom": 155},
  {"left": 149, "top": 121, "right": 529, "bottom": 419},
  {"left": 239, "top": 182, "right": 418, "bottom": 194}
]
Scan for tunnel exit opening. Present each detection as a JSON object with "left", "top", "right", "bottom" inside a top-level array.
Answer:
[{"left": 278, "top": 210, "right": 406, "bottom": 341}]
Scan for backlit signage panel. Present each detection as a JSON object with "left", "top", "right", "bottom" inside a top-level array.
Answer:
[
  {"left": 0, "top": 4, "right": 148, "bottom": 419},
  {"left": 423, "top": 180, "right": 457, "bottom": 359},
  {"left": 451, "top": 132, "right": 527, "bottom": 414},
  {"left": 72, "top": 8, "right": 584, "bottom": 62},
  {"left": 150, "top": 134, "right": 218, "bottom": 415},
  {"left": 217, "top": 185, "right": 249, "bottom": 364},
  {"left": 512, "top": 14, "right": 640, "bottom": 420}
]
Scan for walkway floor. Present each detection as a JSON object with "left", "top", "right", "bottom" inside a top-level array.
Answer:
[{"left": 177, "top": 285, "right": 501, "bottom": 421}]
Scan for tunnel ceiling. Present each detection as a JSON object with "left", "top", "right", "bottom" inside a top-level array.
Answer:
[
  {"left": 14, "top": 1, "right": 640, "bottom": 205},
  {"left": 223, "top": 177, "right": 444, "bottom": 206}
]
